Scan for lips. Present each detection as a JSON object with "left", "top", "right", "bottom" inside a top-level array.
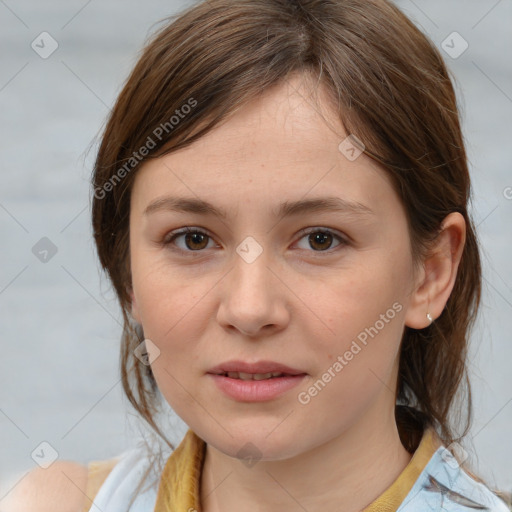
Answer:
[
  {"left": 207, "top": 360, "right": 307, "bottom": 378},
  {"left": 207, "top": 361, "right": 308, "bottom": 401}
]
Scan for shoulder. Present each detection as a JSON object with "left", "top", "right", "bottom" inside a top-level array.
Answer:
[
  {"left": 3, "top": 460, "right": 88, "bottom": 512},
  {"left": 4, "top": 445, "right": 165, "bottom": 512}
]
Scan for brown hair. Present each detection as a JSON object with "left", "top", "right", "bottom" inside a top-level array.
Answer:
[{"left": 91, "top": 0, "right": 505, "bottom": 503}]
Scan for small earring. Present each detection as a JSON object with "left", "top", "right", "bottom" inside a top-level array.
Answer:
[{"left": 426, "top": 312, "right": 433, "bottom": 325}]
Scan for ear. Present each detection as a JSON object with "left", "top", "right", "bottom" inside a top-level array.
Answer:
[
  {"left": 404, "top": 212, "right": 466, "bottom": 329},
  {"left": 130, "top": 288, "right": 142, "bottom": 324}
]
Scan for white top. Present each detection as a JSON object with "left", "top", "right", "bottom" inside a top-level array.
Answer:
[{"left": 87, "top": 443, "right": 166, "bottom": 512}]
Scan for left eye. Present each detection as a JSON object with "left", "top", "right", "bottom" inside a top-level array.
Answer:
[
  {"left": 163, "top": 227, "right": 346, "bottom": 253},
  {"left": 295, "top": 228, "right": 346, "bottom": 252}
]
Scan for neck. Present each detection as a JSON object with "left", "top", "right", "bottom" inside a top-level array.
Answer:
[{"left": 200, "top": 404, "right": 413, "bottom": 512}]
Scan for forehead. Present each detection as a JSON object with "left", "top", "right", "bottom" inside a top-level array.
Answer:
[{"left": 131, "top": 75, "right": 397, "bottom": 216}]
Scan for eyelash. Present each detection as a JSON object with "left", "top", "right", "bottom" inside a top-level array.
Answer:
[{"left": 162, "top": 226, "right": 349, "bottom": 255}]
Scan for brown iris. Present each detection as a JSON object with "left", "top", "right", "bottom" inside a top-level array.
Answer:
[
  {"left": 184, "top": 232, "right": 209, "bottom": 250},
  {"left": 308, "top": 231, "right": 334, "bottom": 251}
]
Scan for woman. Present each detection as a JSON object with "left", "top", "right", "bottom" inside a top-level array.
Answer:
[{"left": 7, "top": 0, "right": 511, "bottom": 510}]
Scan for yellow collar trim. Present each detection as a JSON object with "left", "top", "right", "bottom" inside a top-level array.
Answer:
[
  {"left": 155, "top": 429, "right": 206, "bottom": 511},
  {"left": 154, "top": 427, "right": 442, "bottom": 512},
  {"left": 362, "top": 427, "right": 442, "bottom": 511}
]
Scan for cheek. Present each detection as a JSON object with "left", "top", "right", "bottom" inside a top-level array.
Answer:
[
  {"left": 131, "top": 263, "right": 210, "bottom": 418},
  {"left": 302, "top": 252, "right": 408, "bottom": 403},
  {"left": 313, "top": 253, "right": 408, "bottom": 347},
  {"left": 297, "top": 290, "right": 405, "bottom": 434},
  {"left": 131, "top": 242, "right": 192, "bottom": 320},
  {"left": 134, "top": 266, "right": 206, "bottom": 338},
  {"left": 130, "top": 255, "right": 221, "bottom": 383}
]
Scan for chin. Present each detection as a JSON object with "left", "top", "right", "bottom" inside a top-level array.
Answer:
[{"left": 200, "top": 423, "right": 307, "bottom": 462}]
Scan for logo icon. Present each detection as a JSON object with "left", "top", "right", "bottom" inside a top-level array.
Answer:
[
  {"left": 134, "top": 338, "right": 160, "bottom": 365},
  {"left": 236, "top": 236, "right": 263, "bottom": 264},
  {"left": 31, "top": 32, "right": 59, "bottom": 59},
  {"left": 31, "top": 441, "right": 59, "bottom": 469},
  {"left": 32, "top": 237, "right": 58, "bottom": 263},
  {"left": 441, "top": 32, "right": 468, "bottom": 59},
  {"left": 237, "top": 442, "right": 262, "bottom": 468},
  {"left": 338, "top": 134, "right": 365, "bottom": 161}
]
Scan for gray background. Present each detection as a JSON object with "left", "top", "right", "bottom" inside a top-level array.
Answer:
[{"left": 1, "top": 0, "right": 511, "bottom": 501}]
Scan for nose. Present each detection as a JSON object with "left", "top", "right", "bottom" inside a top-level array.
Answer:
[{"left": 216, "top": 244, "right": 290, "bottom": 338}]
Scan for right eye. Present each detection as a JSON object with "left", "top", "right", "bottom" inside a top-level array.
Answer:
[{"left": 163, "top": 227, "right": 218, "bottom": 252}]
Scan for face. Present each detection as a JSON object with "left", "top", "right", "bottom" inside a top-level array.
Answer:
[{"left": 129, "top": 74, "right": 419, "bottom": 461}]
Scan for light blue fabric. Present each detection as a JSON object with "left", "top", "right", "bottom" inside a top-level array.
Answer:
[
  {"left": 88, "top": 443, "right": 510, "bottom": 512},
  {"left": 397, "top": 446, "right": 510, "bottom": 511}
]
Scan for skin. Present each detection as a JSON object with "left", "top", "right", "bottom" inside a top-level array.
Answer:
[
  {"left": 129, "top": 73, "right": 466, "bottom": 512},
  {"left": 2, "top": 461, "right": 88, "bottom": 511}
]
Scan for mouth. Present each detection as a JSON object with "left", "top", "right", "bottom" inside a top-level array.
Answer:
[
  {"left": 214, "top": 371, "right": 298, "bottom": 380},
  {"left": 207, "top": 361, "right": 307, "bottom": 402},
  {"left": 207, "top": 360, "right": 306, "bottom": 377}
]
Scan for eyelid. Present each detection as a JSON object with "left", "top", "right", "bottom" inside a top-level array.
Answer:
[
  {"left": 294, "top": 226, "right": 349, "bottom": 243},
  {"left": 163, "top": 226, "right": 212, "bottom": 242},
  {"left": 162, "top": 226, "right": 218, "bottom": 248}
]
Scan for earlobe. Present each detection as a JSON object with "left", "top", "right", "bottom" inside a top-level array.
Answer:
[{"left": 404, "top": 212, "right": 466, "bottom": 330}]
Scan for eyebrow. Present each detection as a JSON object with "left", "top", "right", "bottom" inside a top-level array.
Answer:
[{"left": 143, "top": 195, "right": 375, "bottom": 219}]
